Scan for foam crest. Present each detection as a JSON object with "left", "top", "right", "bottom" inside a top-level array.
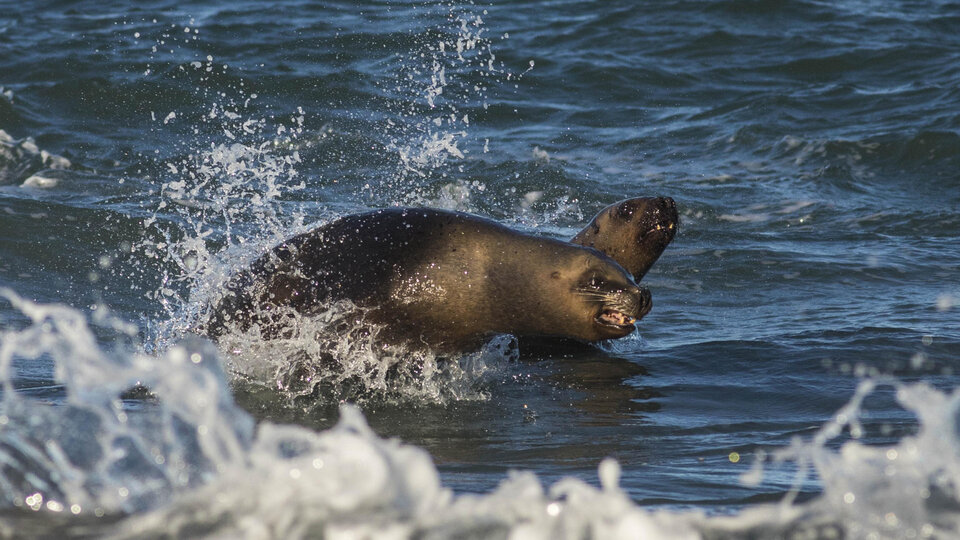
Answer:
[
  {"left": 112, "top": 405, "right": 453, "bottom": 538},
  {"left": 4, "top": 292, "right": 960, "bottom": 538},
  {"left": 723, "top": 378, "right": 960, "bottom": 539},
  {"left": 810, "top": 381, "right": 960, "bottom": 538},
  {"left": 0, "top": 129, "right": 71, "bottom": 186},
  {"left": 0, "top": 289, "right": 254, "bottom": 516}
]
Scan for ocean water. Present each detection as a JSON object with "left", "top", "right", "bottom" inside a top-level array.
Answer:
[{"left": 1, "top": 0, "right": 959, "bottom": 538}]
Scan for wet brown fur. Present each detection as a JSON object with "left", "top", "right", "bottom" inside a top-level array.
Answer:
[
  {"left": 571, "top": 197, "right": 679, "bottom": 281},
  {"left": 206, "top": 208, "right": 648, "bottom": 351}
]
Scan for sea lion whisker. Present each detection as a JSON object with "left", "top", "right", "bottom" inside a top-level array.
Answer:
[{"left": 574, "top": 290, "right": 617, "bottom": 300}]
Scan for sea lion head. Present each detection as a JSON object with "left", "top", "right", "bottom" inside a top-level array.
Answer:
[
  {"left": 571, "top": 197, "right": 679, "bottom": 281},
  {"left": 549, "top": 250, "right": 651, "bottom": 341}
]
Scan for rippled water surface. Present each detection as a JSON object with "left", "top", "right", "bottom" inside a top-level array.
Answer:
[{"left": 1, "top": 0, "right": 959, "bottom": 538}]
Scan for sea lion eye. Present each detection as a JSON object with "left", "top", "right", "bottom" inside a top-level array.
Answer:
[{"left": 588, "top": 276, "right": 603, "bottom": 288}]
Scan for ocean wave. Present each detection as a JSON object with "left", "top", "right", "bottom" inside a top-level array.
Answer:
[
  {"left": 772, "top": 131, "right": 960, "bottom": 166},
  {"left": 2, "top": 291, "right": 959, "bottom": 538},
  {"left": 2, "top": 2, "right": 958, "bottom": 537}
]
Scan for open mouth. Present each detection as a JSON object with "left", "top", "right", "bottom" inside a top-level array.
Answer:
[{"left": 596, "top": 308, "right": 637, "bottom": 328}]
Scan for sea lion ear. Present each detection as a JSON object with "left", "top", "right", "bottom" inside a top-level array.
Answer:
[{"left": 551, "top": 271, "right": 562, "bottom": 280}]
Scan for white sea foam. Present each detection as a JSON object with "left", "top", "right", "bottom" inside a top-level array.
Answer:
[
  {"left": 214, "top": 300, "right": 505, "bottom": 405},
  {"left": 2, "top": 290, "right": 959, "bottom": 538},
  {"left": 0, "top": 129, "right": 71, "bottom": 185},
  {"left": 719, "top": 212, "right": 770, "bottom": 223},
  {"left": 20, "top": 174, "right": 58, "bottom": 189},
  {"left": 0, "top": 289, "right": 254, "bottom": 516},
  {"left": 720, "top": 200, "right": 818, "bottom": 224}
]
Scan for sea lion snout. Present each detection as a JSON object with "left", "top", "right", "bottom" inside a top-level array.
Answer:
[
  {"left": 635, "top": 285, "right": 652, "bottom": 319},
  {"left": 619, "top": 285, "right": 651, "bottom": 322},
  {"left": 594, "top": 283, "right": 651, "bottom": 337},
  {"left": 657, "top": 196, "right": 679, "bottom": 230},
  {"left": 615, "top": 196, "right": 675, "bottom": 219},
  {"left": 632, "top": 197, "right": 678, "bottom": 238}
]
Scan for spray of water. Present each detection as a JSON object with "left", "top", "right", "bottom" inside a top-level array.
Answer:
[
  {"left": 0, "top": 289, "right": 254, "bottom": 517},
  {"left": 215, "top": 300, "right": 510, "bottom": 406},
  {"left": 775, "top": 379, "right": 960, "bottom": 538},
  {"left": 0, "top": 291, "right": 694, "bottom": 538},
  {"left": 114, "top": 10, "right": 532, "bottom": 406},
  {"left": 4, "top": 290, "right": 960, "bottom": 537}
]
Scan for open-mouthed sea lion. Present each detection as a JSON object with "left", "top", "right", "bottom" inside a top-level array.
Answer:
[
  {"left": 571, "top": 196, "right": 678, "bottom": 281},
  {"left": 205, "top": 207, "right": 650, "bottom": 352}
]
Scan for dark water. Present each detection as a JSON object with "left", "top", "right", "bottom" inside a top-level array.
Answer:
[{"left": 1, "top": 0, "right": 959, "bottom": 537}]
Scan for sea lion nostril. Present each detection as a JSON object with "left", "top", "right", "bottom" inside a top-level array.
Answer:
[
  {"left": 637, "top": 287, "right": 651, "bottom": 309},
  {"left": 654, "top": 196, "right": 675, "bottom": 210}
]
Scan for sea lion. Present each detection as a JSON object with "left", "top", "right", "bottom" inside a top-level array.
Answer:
[
  {"left": 571, "top": 197, "right": 678, "bottom": 281},
  {"left": 206, "top": 208, "right": 650, "bottom": 351}
]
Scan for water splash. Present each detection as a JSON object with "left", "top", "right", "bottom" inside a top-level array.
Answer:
[
  {"left": 113, "top": 13, "right": 533, "bottom": 404},
  {"left": 385, "top": 8, "right": 493, "bottom": 182},
  {"left": 137, "top": 132, "right": 308, "bottom": 349},
  {"left": 372, "top": 3, "right": 546, "bottom": 215},
  {"left": 3, "top": 291, "right": 960, "bottom": 538},
  {"left": 779, "top": 380, "right": 960, "bottom": 538},
  {"left": 706, "top": 378, "right": 960, "bottom": 539},
  {"left": 215, "top": 301, "right": 508, "bottom": 406},
  {"left": 0, "top": 289, "right": 254, "bottom": 517},
  {"left": 123, "top": 43, "right": 310, "bottom": 350}
]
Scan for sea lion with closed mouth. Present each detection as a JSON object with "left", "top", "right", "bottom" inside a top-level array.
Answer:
[
  {"left": 571, "top": 196, "right": 678, "bottom": 281},
  {"left": 205, "top": 207, "right": 651, "bottom": 352}
]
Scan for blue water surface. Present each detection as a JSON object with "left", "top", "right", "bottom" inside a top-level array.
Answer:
[{"left": 1, "top": 0, "right": 959, "bottom": 535}]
